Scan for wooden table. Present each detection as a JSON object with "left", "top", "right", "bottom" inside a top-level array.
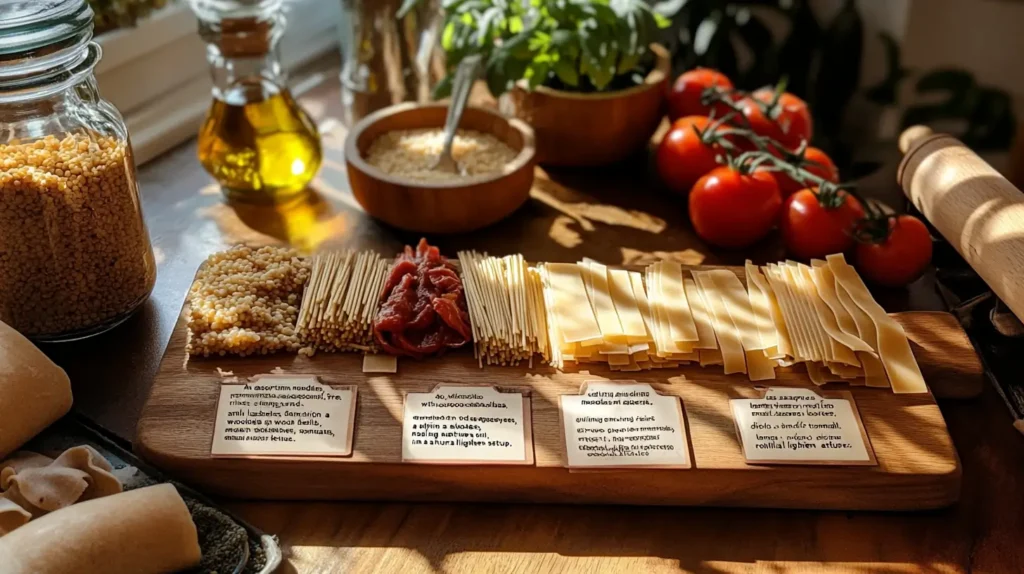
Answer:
[{"left": 44, "top": 64, "right": 1024, "bottom": 573}]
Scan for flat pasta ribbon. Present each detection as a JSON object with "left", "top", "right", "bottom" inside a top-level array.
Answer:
[{"left": 0, "top": 445, "right": 122, "bottom": 535}]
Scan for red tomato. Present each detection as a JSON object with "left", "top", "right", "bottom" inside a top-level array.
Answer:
[
  {"left": 667, "top": 68, "right": 734, "bottom": 121},
  {"left": 780, "top": 188, "right": 865, "bottom": 260},
  {"left": 854, "top": 215, "right": 933, "bottom": 287},
  {"left": 689, "top": 166, "right": 782, "bottom": 249},
  {"left": 773, "top": 147, "right": 839, "bottom": 197},
  {"left": 740, "top": 89, "right": 813, "bottom": 151},
  {"left": 656, "top": 116, "right": 723, "bottom": 196}
]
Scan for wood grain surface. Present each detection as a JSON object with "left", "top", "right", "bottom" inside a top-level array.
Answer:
[
  {"left": 137, "top": 263, "right": 973, "bottom": 511},
  {"left": 53, "top": 56, "right": 1024, "bottom": 573}
]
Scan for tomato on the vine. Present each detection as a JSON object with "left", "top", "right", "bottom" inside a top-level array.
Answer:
[
  {"left": 667, "top": 68, "right": 734, "bottom": 121},
  {"left": 780, "top": 188, "right": 865, "bottom": 260},
  {"left": 773, "top": 147, "right": 839, "bottom": 197},
  {"left": 656, "top": 116, "right": 723, "bottom": 196},
  {"left": 740, "top": 89, "right": 813, "bottom": 151},
  {"left": 854, "top": 215, "right": 933, "bottom": 287},
  {"left": 689, "top": 166, "right": 782, "bottom": 249}
]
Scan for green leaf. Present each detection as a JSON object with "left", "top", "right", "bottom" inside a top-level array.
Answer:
[
  {"left": 554, "top": 57, "right": 579, "bottom": 86},
  {"left": 503, "top": 28, "right": 536, "bottom": 59},
  {"left": 652, "top": 12, "right": 671, "bottom": 29},
  {"left": 526, "top": 61, "right": 552, "bottom": 89},
  {"left": 485, "top": 56, "right": 511, "bottom": 96},
  {"left": 509, "top": 15, "right": 524, "bottom": 33},
  {"left": 616, "top": 10, "right": 640, "bottom": 73},
  {"left": 432, "top": 73, "right": 454, "bottom": 99},
  {"left": 504, "top": 57, "right": 531, "bottom": 90},
  {"left": 579, "top": 27, "right": 614, "bottom": 89},
  {"left": 528, "top": 30, "right": 552, "bottom": 52},
  {"left": 618, "top": 52, "right": 640, "bottom": 74},
  {"left": 441, "top": 22, "right": 456, "bottom": 51},
  {"left": 591, "top": 3, "right": 619, "bottom": 26},
  {"left": 550, "top": 29, "right": 580, "bottom": 61}
]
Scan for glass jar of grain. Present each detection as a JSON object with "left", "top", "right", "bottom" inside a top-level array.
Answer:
[{"left": 0, "top": 0, "right": 157, "bottom": 341}]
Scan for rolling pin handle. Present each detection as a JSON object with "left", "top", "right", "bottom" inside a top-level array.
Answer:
[{"left": 899, "top": 125, "right": 936, "bottom": 155}]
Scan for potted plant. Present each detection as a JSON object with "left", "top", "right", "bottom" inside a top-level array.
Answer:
[{"left": 405, "top": 0, "right": 673, "bottom": 166}]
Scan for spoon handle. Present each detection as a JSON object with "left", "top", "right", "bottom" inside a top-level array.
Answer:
[{"left": 439, "top": 55, "right": 481, "bottom": 161}]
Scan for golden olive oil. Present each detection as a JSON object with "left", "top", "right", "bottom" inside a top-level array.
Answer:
[{"left": 197, "top": 82, "right": 322, "bottom": 202}]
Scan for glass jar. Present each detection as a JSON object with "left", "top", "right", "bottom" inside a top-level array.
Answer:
[
  {"left": 190, "top": 0, "right": 322, "bottom": 203},
  {"left": 0, "top": 0, "right": 157, "bottom": 341},
  {"left": 338, "top": 0, "right": 444, "bottom": 126}
]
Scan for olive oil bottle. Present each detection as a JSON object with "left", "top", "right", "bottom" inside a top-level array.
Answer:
[{"left": 190, "top": 0, "right": 322, "bottom": 203}]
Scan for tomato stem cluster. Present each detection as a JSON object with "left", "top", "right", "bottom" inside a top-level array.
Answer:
[{"left": 692, "top": 84, "right": 895, "bottom": 244}]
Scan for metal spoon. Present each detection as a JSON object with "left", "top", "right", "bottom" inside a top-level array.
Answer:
[{"left": 431, "top": 54, "right": 482, "bottom": 175}]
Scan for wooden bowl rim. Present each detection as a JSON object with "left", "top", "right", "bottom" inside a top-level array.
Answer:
[
  {"left": 344, "top": 103, "right": 537, "bottom": 190},
  {"left": 522, "top": 43, "right": 670, "bottom": 101}
]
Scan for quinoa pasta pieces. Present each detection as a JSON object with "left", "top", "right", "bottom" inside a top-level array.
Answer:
[{"left": 186, "top": 245, "right": 311, "bottom": 357}]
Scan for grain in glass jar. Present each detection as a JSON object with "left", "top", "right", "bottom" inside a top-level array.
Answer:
[{"left": 0, "top": 0, "right": 157, "bottom": 341}]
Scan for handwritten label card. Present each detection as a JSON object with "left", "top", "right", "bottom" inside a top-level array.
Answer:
[
  {"left": 211, "top": 375, "right": 357, "bottom": 457},
  {"left": 402, "top": 385, "right": 533, "bottom": 465},
  {"left": 560, "top": 381, "right": 691, "bottom": 469},
  {"left": 731, "top": 387, "right": 875, "bottom": 465}
]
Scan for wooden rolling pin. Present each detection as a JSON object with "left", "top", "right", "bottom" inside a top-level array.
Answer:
[{"left": 898, "top": 125, "right": 1024, "bottom": 324}]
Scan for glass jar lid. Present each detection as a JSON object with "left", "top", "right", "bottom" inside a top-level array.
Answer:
[{"left": 0, "top": 0, "right": 93, "bottom": 57}]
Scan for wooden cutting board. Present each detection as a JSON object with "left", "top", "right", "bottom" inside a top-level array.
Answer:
[{"left": 136, "top": 266, "right": 981, "bottom": 511}]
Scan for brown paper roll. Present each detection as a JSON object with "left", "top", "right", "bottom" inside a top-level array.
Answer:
[
  {"left": 898, "top": 126, "right": 1024, "bottom": 324},
  {"left": 0, "top": 320, "right": 72, "bottom": 459},
  {"left": 0, "top": 483, "right": 201, "bottom": 574}
]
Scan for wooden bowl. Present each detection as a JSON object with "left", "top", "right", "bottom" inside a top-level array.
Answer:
[
  {"left": 502, "top": 44, "right": 671, "bottom": 167},
  {"left": 344, "top": 103, "right": 536, "bottom": 234}
]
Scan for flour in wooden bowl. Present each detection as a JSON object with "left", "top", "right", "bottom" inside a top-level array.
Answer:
[{"left": 365, "top": 128, "right": 517, "bottom": 181}]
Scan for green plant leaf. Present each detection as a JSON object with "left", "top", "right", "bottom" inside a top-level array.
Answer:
[
  {"left": 529, "top": 30, "right": 552, "bottom": 51},
  {"left": 554, "top": 57, "right": 580, "bottom": 86},
  {"left": 550, "top": 29, "right": 580, "bottom": 61},
  {"left": 580, "top": 26, "right": 614, "bottom": 89},
  {"left": 526, "top": 61, "right": 552, "bottom": 89},
  {"left": 509, "top": 15, "right": 524, "bottom": 33},
  {"left": 441, "top": 21, "right": 456, "bottom": 51},
  {"left": 432, "top": 73, "right": 454, "bottom": 99},
  {"left": 591, "top": 3, "right": 620, "bottom": 26},
  {"left": 485, "top": 56, "right": 511, "bottom": 96},
  {"left": 504, "top": 57, "right": 531, "bottom": 89}
]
